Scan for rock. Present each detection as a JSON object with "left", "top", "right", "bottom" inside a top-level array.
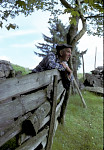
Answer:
[
  {"left": 84, "top": 66, "right": 103, "bottom": 88},
  {"left": 0, "top": 60, "right": 15, "bottom": 80}
]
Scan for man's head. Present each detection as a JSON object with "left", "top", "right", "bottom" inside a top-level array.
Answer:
[{"left": 56, "top": 44, "right": 72, "bottom": 62}]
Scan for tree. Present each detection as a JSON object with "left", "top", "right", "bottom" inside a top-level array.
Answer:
[
  {"left": 0, "top": 0, "right": 103, "bottom": 77},
  {"left": 0, "top": 0, "right": 43, "bottom": 30},
  {"left": 35, "top": 17, "right": 69, "bottom": 55},
  {"left": 1, "top": 0, "right": 103, "bottom": 34},
  {"left": 35, "top": 0, "right": 104, "bottom": 78},
  {"left": 58, "top": 0, "right": 103, "bottom": 78},
  {"left": 35, "top": 17, "right": 81, "bottom": 71},
  {"left": 35, "top": 0, "right": 103, "bottom": 78}
]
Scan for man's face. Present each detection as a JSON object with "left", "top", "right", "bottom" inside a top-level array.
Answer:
[{"left": 60, "top": 48, "right": 71, "bottom": 61}]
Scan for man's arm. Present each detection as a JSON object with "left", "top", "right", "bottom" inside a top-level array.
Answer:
[
  {"left": 46, "top": 52, "right": 66, "bottom": 71},
  {"left": 60, "top": 62, "right": 73, "bottom": 79}
]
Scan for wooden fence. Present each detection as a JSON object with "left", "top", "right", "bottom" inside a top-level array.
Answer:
[{"left": 0, "top": 69, "right": 70, "bottom": 150}]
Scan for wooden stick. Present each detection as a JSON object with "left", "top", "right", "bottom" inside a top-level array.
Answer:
[
  {"left": 46, "top": 75, "right": 58, "bottom": 150},
  {"left": 73, "top": 76, "right": 87, "bottom": 108}
]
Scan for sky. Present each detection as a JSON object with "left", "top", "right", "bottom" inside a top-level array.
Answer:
[{"left": 0, "top": 9, "right": 103, "bottom": 73}]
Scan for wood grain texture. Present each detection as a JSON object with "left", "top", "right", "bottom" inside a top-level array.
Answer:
[
  {"left": 0, "top": 69, "right": 59, "bottom": 102},
  {"left": 15, "top": 128, "right": 49, "bottom": 150},
  {"left": 0, "top": 113, "right": 31, "bottom": 147},
  {"left": 0, "top": 90, "right": 46, "bottom": 125}
]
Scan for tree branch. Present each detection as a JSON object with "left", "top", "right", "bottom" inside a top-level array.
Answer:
[
  {"left": 85, "top": 14, "right": 103, "bottom": 19},
  {"left": 60, "top": 0, "right": 73, "bottom": 9}
]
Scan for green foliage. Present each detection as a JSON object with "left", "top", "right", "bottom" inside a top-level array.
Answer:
[
  {"left": 0, "top": 137, "right": 17, "bottom": 150},
  {"left": 12, "top": 64, "right": 30, "bottom": 75},
  {"left": 69, "top": 17, "right": 77, "bottom": 25},
  {"left": 0, "top": 0, "right": 103, "bottom": 36},
  {"left": 71, "top": 10, "right": 80, "bottom": 17},
  {"left": 82, "top": 0, "right": 103, "bottom": 36},
  {"left": 77, "top": 73, "right": 83, "bottom": 79},
  {"left": 52, "top": 91, "right": 103, "bottom": 150},
  {"left": 0, "top": 0, "right": 43, "bottom": 29},
  {"left": 35, "top": 17, "right": 81, "bottom": 70},
  {"left": 35, "top": 18, "right": 69, "bottom": 56}
]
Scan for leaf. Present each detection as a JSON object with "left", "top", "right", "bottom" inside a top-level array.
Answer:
[
  {"left": 70, "top": 18, "right": 77, "bottom": 25},
  {"left": 64, "top": 8, "right": 70, "bottom": 13},
  {"left": 0, "top": 21, "right": 3, "bottom": 28},
  {"left": 15, "top": 0, "right": 26, "bottom": 9},
  {"left": 71, "top": 10, "right": 80, "bottom": 17},
  {"left": 89, "top": 0, "right": 94, "bottom": 5},
  {"left": 5, "top": 23, "right": 17, "bottom": 30},
  {"left": 84, "top": 0, "right": 89, "bottom": 3}
]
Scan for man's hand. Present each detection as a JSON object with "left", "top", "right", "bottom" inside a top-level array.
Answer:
[
  {"left": 60, "top": 62, "right": 72, "bottom": 74},
  {"left": 60, "top": 62, "right": 67, "bottom": 69}
]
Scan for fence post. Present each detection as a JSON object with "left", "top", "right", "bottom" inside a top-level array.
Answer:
[{"left": 46, "top": 75, "right": 58, "bottom": 150}]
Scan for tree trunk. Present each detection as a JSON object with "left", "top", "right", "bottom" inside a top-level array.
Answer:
[
  {"left": 67, "top": 16, "right": 79, "bottom": 80},
  {"left": 60, "top": 0, "right": 87, "bottom": 80}
]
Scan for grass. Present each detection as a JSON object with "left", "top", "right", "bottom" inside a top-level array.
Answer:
[
  {"left": 11, "top": 64, "right": 31, "bottom": 75},
  {"left": 77, "top": 73, "right": 83, "bottom": 80},
  {"left": 77, "top": 73, "right": 84, "bottom": 83},
  {"left": 52, "top": 91, "right": 103, "bottom": 150}
]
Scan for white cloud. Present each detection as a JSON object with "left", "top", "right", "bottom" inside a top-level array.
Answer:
[
  {"left": 29, "top": 55, "right": 43, "bottom": 69},
  {"left": 0, "top": 56, "right": 11, "bottom": 62},
  {"left": 11, "top": 42, "right": 34, "bottom": 48},
  {"left": 0, "top": 29, "right": 38, "bottom": 39},
  {"left": 78, "top": 35, "right": 103, "bottom": 73},
  {"left": 11, "top": 39, "right": 44, "bottom": 48}
]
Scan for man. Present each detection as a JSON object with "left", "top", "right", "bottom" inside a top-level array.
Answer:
[
  {"left": 32, "top": 44, "right": 73, "bottom": 89},
  {"left": 32, "top": 44, "right": 73, "bottom": 80}
]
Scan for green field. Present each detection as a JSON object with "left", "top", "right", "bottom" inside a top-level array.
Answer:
[{"left": 52, "top": 91, "right": 103, "bottom": 150}]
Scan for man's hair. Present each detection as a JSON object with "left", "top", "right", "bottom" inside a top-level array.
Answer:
[
  {"left": 56, "top": 44, "right": 72, "bottom": 56},
  {"left": 56, "top": 48, "right": 65, "bottom": 56}
]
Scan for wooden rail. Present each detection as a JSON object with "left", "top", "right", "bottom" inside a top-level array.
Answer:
[
  {"left": 0, "top": 69, "right": 70, "bottom": 150},
  {"left": 84, "top": 86, "right": 103, "bottom": 94}
]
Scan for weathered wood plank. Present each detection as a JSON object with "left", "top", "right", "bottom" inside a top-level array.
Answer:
[
  {"left": 17, "top": 102, "right": 50, "bottom": 146},
  {"left": 41, "top": 137, "right": 47, "bottom": 149},
  {"left": 84, "top": 86, "right": 103, "bottom": 94},
  {"left": 0, "top": 113, "right": 31, "bottom": 147},
  {"left": 18, "top": 134, "right": 32, "bottom": 146},
  {"left": 0, "top": 90, "right": 46, "bottom": 126},
  {"left": 46, "top": 75, "right": 58, "bottom": 150},
  {"left": 25, "top": 101, "right": 51, "bottom": 134},
  {"left": 15, "top": 128, "right": 49, "bottom": 150},
  {"left": 0, "top": 69, "right": 59, "bottom": 102},
  {"left": 47, "top": 80, "right": 65, "bottom": 100},
  {"left": 40, "top": 116, "right": 50, "bottom": 130},
  {"left": 18, "top": 116, "right": 50, "bottom": 146}
]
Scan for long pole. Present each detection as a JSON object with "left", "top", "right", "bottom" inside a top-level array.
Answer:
[
  {"left": 73, "top": 76, "right": 87, "bottom": 108},
  {"left": 94, "top": 47, "right": 97, "bottom": 69},
  {"left": 82, "top": 55, "right": 85, "bottom": 81}
]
